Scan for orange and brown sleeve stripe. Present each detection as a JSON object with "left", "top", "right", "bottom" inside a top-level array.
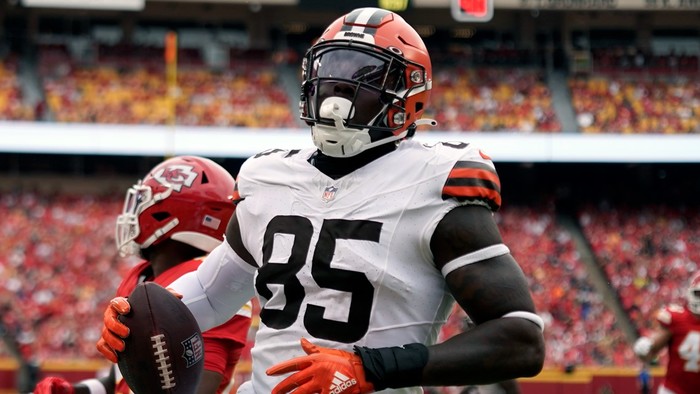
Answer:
[
  {"left": 231, "top": 183, "right": 243, "bottom": 205},
  {"left": 442, "top": 161, "right": 502, "bottom": 211}
]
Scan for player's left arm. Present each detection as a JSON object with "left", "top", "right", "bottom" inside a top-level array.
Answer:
[{"left": 419, "top": 204, "right": 545, "bottom": 386}]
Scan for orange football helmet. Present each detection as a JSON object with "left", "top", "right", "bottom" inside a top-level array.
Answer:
[
  {"left": 115, "top": 155, "right": 235, "bottom": 257},
  {"left": 300, "top": 7, "right": 433, "bottom": 157}
]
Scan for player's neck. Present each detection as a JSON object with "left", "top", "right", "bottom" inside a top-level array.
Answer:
[
  {"left": 145, "top": 240, "right": 201, "bottom": 278},
  {"left": 309, "top": 143, "right": 397, "bottom": 180},
  {"left": 149, "top": 253, "right": 183, "bottom": 278}
]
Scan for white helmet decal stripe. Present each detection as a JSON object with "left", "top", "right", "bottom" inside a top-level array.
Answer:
[
  {"left": 341, "top": 7, "right": 390, "bottom": 35},
  {"left": 351, "top": 8, "right": 379, "bottom": 32}
]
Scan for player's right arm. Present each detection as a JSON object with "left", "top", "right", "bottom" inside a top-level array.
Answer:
[
  {"left": 168, "top": 214, "right": 256, "bottom": 332},
  {"left": 633, "top": 307, "right": 674, "bottom": 362},
  {"left": 97, "top": 212, "right": 255, "bottom": 363}
]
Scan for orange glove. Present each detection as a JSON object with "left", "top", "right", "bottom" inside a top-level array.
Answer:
[
  {"left": 266, "top": 338, "right": 375, "bottom": 394},
  {"left": 95, "top": 297, "right": 131, "bottom": 363},
  {"left": 34, "top": 377, "right": 74, "bottom": 394},
  {"left": 96, "top": 289, "right": 182, "bottom": 363}
]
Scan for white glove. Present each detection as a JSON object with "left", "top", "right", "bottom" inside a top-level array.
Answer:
[{"left": 634, "top": 336, "right": 653, "bottom": 357}]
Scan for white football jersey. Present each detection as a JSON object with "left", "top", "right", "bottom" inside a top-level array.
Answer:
[{"left": 235, "top": 139, "right": 502, "bottom": 394}]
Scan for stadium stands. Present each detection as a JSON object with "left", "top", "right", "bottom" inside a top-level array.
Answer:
[
  {"left": 0, "top": 191, "right": 125, "bottom": 360},
  {"left": 426, "top": 67, "right": 562, "bottom": 133},
  {"left": 569, "top": 74, "right": 700, "bottom": 134},
  {"left": 578, "top": 204, "right": 700, "bottom": 334},
  {"left": 39, "top": 43, "right": 298, "bottom": 128},
  {"left": 0, "top": 56, "right": 36, "bottom": 121}
]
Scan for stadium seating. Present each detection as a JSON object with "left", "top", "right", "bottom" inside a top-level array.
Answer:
[
  {"left": 39, "top": 43, "right": 297, "bottom": 128},
  {"left": 578, "top": 204, "right": 700, "bottom": 334},
  {"left": 0, "top": 56, "right": 36, "bottom": 121},
  {"left": 569, "top": 74, "right": 700, "bottom": 134},
  {"left": 425, "top": 67, "right": 562, "bottom": 133},
  {"left": 0, "top": 191, "right": 125, "bottom": 360}
]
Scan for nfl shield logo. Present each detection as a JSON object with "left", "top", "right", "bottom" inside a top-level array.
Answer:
[
  {"left": 322, "top": 186, "right": 338, "bottom": 202},
  {"left": 181, "top": 333, "right": 204, "bottom": 368}
]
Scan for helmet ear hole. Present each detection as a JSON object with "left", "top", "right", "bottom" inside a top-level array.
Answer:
[{"left": 152, "top": 212, "right": 171, "bottom": 222}]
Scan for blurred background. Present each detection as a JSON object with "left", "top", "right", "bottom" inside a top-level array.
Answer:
[{"left": 0, "top": 0, "right": 699, "bottom": 392}]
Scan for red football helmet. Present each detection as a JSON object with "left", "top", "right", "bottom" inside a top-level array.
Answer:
[
  {"left": 115, "top": 156, "right": 236, "bottom": 257},
  {"left": 687, "top": 272, "right": 700, "bottom": 314},
  {"left": 300, "top": 7, "right": 433, "bottom": 158}
]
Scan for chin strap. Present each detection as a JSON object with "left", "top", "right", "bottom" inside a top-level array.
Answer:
[
  {"left": 405, "top": 118, "right": 438, "bottom": 138},
  {"left": 415, "top": 118, "right": 438, "bottom": 127}
]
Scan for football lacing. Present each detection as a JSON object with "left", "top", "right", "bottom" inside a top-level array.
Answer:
[{"left": 151, "top": 334, "right": 176, "bottom": 389}]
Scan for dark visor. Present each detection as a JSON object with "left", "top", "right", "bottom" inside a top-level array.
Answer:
[{"left": 310, "top": 48, "right": 405, "bottom": 91}]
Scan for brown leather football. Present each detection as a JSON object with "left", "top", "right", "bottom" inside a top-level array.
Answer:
[{"left": 117, "top": 282, "right": 204, "bottom": 394}]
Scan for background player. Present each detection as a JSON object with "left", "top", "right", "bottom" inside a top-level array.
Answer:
[
  {"left": 633, "top": 272, "right": 700, "bottom": 394},
  {"left": 99, "top": 8, "right": 545, "bottom": 394},
  {"left": 34, "top": 155, "right": 251, "bottom": 394}
]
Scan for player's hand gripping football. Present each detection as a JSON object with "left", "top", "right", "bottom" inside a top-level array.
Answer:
[
  {"left": 96, "top": 288, "right": 182, "bottom": 363},
  {"left": 266, "top": 338, "right": 375, "bottom": 394},
  {"left": 96, "top": 296, "right": 131, "bottom": 363},
  {"left": 33, "top": 376, "right": 74, "bottom": 394}
]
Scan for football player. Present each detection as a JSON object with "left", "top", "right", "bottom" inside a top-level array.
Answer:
[
  {"left": 98, "top": 8, "right": 545, "bottom": 394},
  {"left": 35, "top": 156, "right": 252, "bottom": 394},
  {"left": 633, "top": 272, "right": 700, "bottom": 394}
]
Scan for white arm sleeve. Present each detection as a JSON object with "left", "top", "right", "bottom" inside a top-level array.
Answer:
[{"left": 169, "top": 239, "right": 256, "bottom": 332}]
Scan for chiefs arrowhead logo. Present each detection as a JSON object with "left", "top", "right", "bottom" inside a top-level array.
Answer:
[{"left": 153, "top": 165, "right": 198, "bottom": 192}]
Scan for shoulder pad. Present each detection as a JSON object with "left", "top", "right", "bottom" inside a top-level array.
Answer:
[{"left": 441, "top": 156, "right": 501, "bottom": 211}]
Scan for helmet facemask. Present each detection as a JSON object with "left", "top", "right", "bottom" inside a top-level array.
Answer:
[
  {"left": 688, "top": 276, "right": 700, "bottom": 315},
  {"left": 115, "top": 181, "right": 175, "bottom": 257},
  {"left": 301, "top": 40, "right": 426, "bottom": 157}
]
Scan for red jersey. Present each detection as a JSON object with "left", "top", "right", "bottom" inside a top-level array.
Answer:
[
  {"left": 114, "top": 259, "right": 252, "bottom": 394},
  {"left": 656, "top": 304, "right": 700, "bottom": 394}
]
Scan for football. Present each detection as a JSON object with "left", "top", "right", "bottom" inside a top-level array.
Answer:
[{"left": 117, "top": 282, "right": 204, "bottom": 394}]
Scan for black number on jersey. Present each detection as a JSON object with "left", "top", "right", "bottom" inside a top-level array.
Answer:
[{"left": 256, "top": 216, "right": 381, "bottom": 343}]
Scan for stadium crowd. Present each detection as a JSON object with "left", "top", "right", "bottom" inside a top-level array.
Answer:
[
  {"left": 0, "top": 191, "right": 124, "bottom": 362},
  {"left": 578, "top": 204, "right": 700, "bottom": 334},
  {"left": 0, "top": 57, "right": 36, "bottom": 121},
  {"left": 3, "top": 40, "right": 699, "bottom": 135},
  {"left": 39, "top": 44, "right": 298, "bottom": 128},
  {"left": 569, "top": 74, "right": 700, "bottom": 134},
  {"left": 427, "top": 67, "right": 562, "bottom": 133}
]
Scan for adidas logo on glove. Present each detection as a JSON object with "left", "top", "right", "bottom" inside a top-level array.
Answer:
[{"left": 330, "top": 371, "right": 358, "bottom": 394}]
